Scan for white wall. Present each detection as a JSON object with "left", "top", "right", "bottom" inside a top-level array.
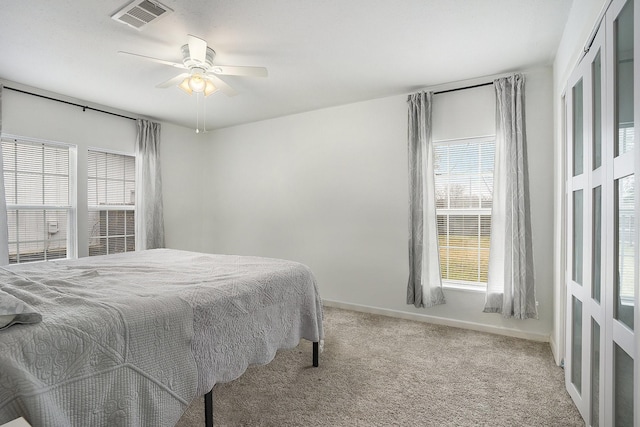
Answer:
[
  {"left": 160, "top": 122, "right": 206, "bottom": 252},
  {"left": 551, "top": 0, "right": 609, "bottom": 364},
  {"left": 1, "top": 83, "right": 205, "bottom": 255},
  {"left": 432, "top": 83, "right": 496, "bottom": 140},
  {"left": 202, "top": 68, "right": 556, "bottom": 340}
]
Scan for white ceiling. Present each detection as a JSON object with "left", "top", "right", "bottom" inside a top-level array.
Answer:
[{"left": 0, "top": 0, "right": 573, "bottom": 131}]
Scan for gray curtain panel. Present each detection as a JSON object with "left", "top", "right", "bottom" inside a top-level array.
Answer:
[
  {"left": 135, "top": 119, "right": 165, "bottom": 250},
  {"left": 407, "top": 91, "right": 445, "bottom": 308},
  {"left": 0, "top": 85, "right": 8, "bottom": 265},
  {"left": 484, "top": 74, "right": 537, "bottom": 319}
]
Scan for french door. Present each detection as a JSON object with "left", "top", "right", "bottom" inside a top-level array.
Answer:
[{"left": 565, "top": 0, "right": 639, "bottom": 425}]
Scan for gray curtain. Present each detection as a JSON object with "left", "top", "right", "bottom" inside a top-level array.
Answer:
[
  {"left": 0, "top": 85, "right": 8, "bottom": 265},
  {"left": 484, "top": 74, "right": 537, "bottom": 319},
  {"left": 407, "top": 91, "right": 445, "bottom": 308},
  {"left": 135, "top": 119, "right": 165, "bottom": 250}
]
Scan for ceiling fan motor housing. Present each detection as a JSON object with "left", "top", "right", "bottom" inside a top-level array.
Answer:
[{"left": 181, "top": 44, "right": 215, "bottom": 69}]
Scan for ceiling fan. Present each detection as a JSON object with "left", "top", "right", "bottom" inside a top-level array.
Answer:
[{"left": 118, "top": 35, "right": 268, "bottom": 97}]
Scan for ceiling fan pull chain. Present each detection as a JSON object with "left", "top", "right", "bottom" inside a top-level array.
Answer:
[{"left": 195, "top": 92, "right": 200, "bottom": 133}]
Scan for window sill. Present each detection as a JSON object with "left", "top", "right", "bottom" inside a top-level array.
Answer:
[{"left": 442, "top": 281, "right": 486, "bottom": 293}]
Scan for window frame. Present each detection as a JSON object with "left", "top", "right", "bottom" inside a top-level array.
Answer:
[
  {"left": 1, "top": 133, "right": 78, "bottom": 263},
  {"left": 87, "top": 147, "right": 136, "bottom": 257},
  {"left": 432, "top": 134, "right": 496, "bottom": 290}
]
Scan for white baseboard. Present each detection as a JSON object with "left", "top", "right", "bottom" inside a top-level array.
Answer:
[
  {"left": 322, "top": 299, "right": 550, "bottom": 342},
  {"left": 549, "top": 333, "right": 562, "bottom": 366}
]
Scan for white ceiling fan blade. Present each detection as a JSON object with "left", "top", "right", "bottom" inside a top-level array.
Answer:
[
  {"left": 211, "top": 65, "right": 268, "bottom": 77},
  {"left": 205, "top": 74, "right": 238, "bottom": 97},
  {"left": 118, "top": 51, "right": 186, "bottom": 69},
  {"left": 156, "top": 73, "right": 190, "bottom": 88},
  {"left": 187, "top": 34, "right": 208, "bottom": 64}
]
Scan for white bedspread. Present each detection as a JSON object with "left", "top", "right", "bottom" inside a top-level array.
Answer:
[{"left": 0, "top": 249, "right": 323, "bottom": 427}]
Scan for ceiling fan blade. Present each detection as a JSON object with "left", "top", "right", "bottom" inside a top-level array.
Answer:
[
  {"left": 187, "top": 34, "right": 208, "bottom": 64},
  {"left": 211, "top": 65, "right": 268, "bottom": 77},
  {"left": 156, "top": 73, "right": 190, "bottom": 88},
  {"left": 205, "top": 74, "right": 238, "bottom": 97},
  {"left": 118, "top": 51, "right": 185, "bottom": 69}
]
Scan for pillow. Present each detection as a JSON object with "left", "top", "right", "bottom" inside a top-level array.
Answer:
[{"left": 0, "top": 289, "right": 42, "bottom": 330}]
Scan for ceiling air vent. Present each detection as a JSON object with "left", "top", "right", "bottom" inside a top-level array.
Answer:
[{"left": 112, "top": 0, "right": 173, "bottom": 30}]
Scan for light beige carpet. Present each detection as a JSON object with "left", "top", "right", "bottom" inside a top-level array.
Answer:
[{"left": 176, "top": 306, "right": 583, "bottom": 426}]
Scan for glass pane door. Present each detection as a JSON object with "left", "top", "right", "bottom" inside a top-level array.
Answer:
[
  {"left": 565, "top": 46, "right": 591, "bottom": 420},
  {"left": 606, "top": 0, "right": 636, "bottom": 425},
  {"left": 565, "top": 0, "right": 638, "bottom": 425}
]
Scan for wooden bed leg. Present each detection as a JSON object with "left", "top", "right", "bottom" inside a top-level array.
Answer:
[
  {"left": 204, "top": 389, "right": 213, "bottom": 427},
  {"left": 313, "top": 341, "right": 319, "bottom": 367}
]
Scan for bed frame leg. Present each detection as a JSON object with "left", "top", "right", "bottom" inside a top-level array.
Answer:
[
  {"left": 313, "top": 341, "right": 319, "bottom": 367},
  {"left": 203, "top": 342, "right": 318, "bottom": 426},
  {"left": 204, "top": 389, "right": 213, "bottom": 427}
]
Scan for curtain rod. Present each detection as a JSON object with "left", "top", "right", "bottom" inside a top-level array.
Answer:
[
  {"left": 6, "top": 80, "right": 493, "bottom": 119},
  {"left": 433, "top": 81, "right": 493, "bottom": 95},
  {"left": 3, "top": 86, "right": 137, "bottom": 121}
]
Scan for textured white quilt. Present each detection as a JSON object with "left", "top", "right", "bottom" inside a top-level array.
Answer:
[{"left": 0, "top": 249, "right": 323, "bottom": 426}]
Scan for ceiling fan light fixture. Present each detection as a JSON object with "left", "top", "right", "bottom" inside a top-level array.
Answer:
[
  {"left": 188, "top": 74, "right": 206, "bottom": 92},
  {"left": 178, "top": 74, "right": 216, "bottom": 96},
  {"left": 204, "top": 80, "right": 217, "bottom": 97},
  {"left": 178, "top": 78, "right": 193, "bottom": 95}
]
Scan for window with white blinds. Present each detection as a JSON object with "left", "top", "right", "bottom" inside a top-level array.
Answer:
[
  {"left": 87, "top": 150, "right": 135, "bottom": 256},
  {"left": 434, "top": 136, "right": 495, "bottom": 286},
  {"left": 1, "top": 137, "right": 75, "bottom": 263}
]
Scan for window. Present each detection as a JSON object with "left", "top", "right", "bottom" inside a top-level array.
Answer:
[
  {"left": 434, "top": 136, "right": 495, "bottom": 287},
  {"left": 87, "top": 150, "right": 135, "bottom": 256},
  {"left": 2, "top": 137, "right": 76, "bottom": 263}
]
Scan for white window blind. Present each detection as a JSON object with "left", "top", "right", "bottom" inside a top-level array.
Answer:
[
  {"left": 619, "top": 124, "right": 635, "bottom": 154},
  {"left": 2, "top": 137, "right": 74, "bottom": 263},
  {"left": 87, "top": 150, "right": 135, "bottom": 256},
  {"left": 434, "top": 136, "right": 495, "bottom": 286}
]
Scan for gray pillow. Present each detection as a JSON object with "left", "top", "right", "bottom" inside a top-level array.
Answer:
[{"left": 0, "top": 289, "right": 42, "bottom": 330}]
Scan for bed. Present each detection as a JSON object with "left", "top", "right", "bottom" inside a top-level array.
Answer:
[{"left": 0, "top": 248, "right": 324, "bottom": 426}]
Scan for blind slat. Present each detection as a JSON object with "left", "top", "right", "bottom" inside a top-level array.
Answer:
[
  {"left": 87, "top": 150, "right": 135, "bottom": 207},
  {"left": 2, "top": 139, "right": 71, "bottom": 264},
  {"left": 434, "top": 138, "right": 495, "bottom": 285},
  {"left": 87, "top": 150, "right": 136, "bottom": 257}
]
